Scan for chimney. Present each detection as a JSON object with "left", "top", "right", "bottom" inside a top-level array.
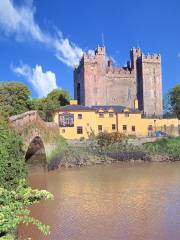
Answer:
[
  {"left": 134, "top": 99, "right": 139, "bottom": 109},
  {"left": 70, "top": 100, "right": 78, "bottom": 105}
]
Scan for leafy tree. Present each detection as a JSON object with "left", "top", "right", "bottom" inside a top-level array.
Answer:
[
  {"left": 169, "top": 84, "right": 180, "bottom": 119},
  {"left": 0, "top": 119, "right": 27, "bottom": 190},
  {"left": 32, "top": 89, "right": 71, "bottom": 121},
  {"left": 163, "top": 91, "right": 172, "bottom": 114},
  {"left": 47, "top": 89, "right": 71, "bottom": 106},
  {"left": 0, "top": 118, "right": 54, "bottom": 239},
  {"left": 0, "top": 181, "right": 53, "bottom": 239},
  {"left": 0, "top": 82, "right": 31, "bottom": 117}
]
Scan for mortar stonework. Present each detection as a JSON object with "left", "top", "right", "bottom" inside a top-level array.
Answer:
[{"left": 74, "top": 46, "right": 163, "bottom": 116}]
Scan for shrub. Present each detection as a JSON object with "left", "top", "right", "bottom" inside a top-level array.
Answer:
[
  {"left": 0, "top": 180, "right": 53, "bottom": 239},
  {"left": 144, "top": 137, "right": 180, "bottom": 157},
  {"left": 47, "top": 135, "right": 68, "bottom": 161},
  {"left": 0, "top": 119, "right": 27, "bottom": 190},
  {"left": 80, "top": 137, "right": 85, "bottom": 141},
  {"left": 0, "top": 118, "right": 54, "bottom": 239},
  {"left": 96, "top": 132, "right": 125, "bottom": 148}
]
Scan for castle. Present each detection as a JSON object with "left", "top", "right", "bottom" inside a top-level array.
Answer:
[{"left": 74, "top": 46, "right": 163, "bottom": 116}]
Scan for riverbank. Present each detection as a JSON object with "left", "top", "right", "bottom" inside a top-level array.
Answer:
[{"left": 47, "top": 136, "right": 180, "bottom": 170}]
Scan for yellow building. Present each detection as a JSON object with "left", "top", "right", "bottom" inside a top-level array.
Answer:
[{"left": 53, "top": 100, "right": 179, "bottom": 139}]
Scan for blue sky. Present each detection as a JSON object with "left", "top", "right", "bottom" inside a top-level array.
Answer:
[{"left": 0, "top": 0, "right": 179, "bottom": 98}]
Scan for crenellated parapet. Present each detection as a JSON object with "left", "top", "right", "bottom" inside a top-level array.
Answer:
[
  {"left": 106, "top": 67, "right": 135, "bottom": 77},
  {"left": 141, "top": 53, "right": 161, "bottom": 63},
  {"left": 74, "top": 45, "right": 163, "bottom": 115}
]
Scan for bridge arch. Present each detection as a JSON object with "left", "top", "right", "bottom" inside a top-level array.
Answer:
[
  {"left": 25, "top": 135, "right": 46, "bottom": 162},
  {"left": 9, "top": 111, "right": 59, "bottom": 165}
]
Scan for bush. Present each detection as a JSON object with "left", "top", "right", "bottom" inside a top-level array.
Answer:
[
  {"left": 47, "top": 135, "right": 68, "bottom": 161},
  {"left": 96, "top": 132, "right": 125, "bottom": 148},
  {"left": 0, "top": 180, "right": 53, "bottom": 239},
  {"left": 0, "top": 82, "right": 31, "bottom": 118},
  {"left": 80, "top": 137, "right": 85, "bottom": 141},
  {"left": 144, "top": 137, "right": 180, "bottom": 157},
  {"left": 0, "top": 119, "right": 27, "bottom": 190},
  {"left": 0, "top": 118, "right": 54, "bottom": 239}
]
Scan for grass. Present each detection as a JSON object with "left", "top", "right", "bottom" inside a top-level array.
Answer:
[
  {"left": 144, "top": 137, "right": 180, "bottom": 157},
  {"left": 47, "top": 135, "right": 68, "bottom": 162},
  {"left": 47, "top": 136, "right": 180, "bottom": 166}
]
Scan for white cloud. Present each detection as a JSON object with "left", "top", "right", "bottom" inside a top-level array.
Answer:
[
  {"left": 0, "top": 0, "right": 46, "bottom": 42},
  {"left": 12, "top": 64, "right": 58, "bottom": 97},
  {"left": 55, "top": 38, "right": 83, "bottom": 67},
  {"left": 0, "top": 0, "right": 83, "bottom": 67}
]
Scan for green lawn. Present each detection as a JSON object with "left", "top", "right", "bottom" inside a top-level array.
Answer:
[{"left": 144, "top": 137, "right": 180, "bottom": 157}]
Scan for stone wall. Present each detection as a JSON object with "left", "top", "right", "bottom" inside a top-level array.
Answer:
[
  {"left": 74, "top": 46, "right": 163, "bottom": 116},
  {"left": 140, "top": 54, "right": 163, "bottom": 116}
]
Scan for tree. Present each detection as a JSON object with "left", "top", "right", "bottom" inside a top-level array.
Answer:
[
  {"left": 169, "top": 84, "right": 180, "bottom": 119},
  {"left": 0, "top": 119, "right": 27, "bottom": 190},
  {"left": 163, "top": 91, "right": 173, "bottom": 116},
  {"left": 0, "top": 118, "right": 53, "bottom": 239},
  {"left": 32, "top": 89, "right": 71, "bottom": 121},
  {"left": 0, "top": 82, "right": 31, "bottom": 117},
  {"left": 0, "top": 181, "right": 53, "bottom": 239},
  {"left": 47, "top": 89, "right": 71, "bottom": 106}
]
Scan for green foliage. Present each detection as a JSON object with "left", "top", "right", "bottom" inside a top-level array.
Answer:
[
  {"left": 0, "top": 82, "right": 31, "bottom": 118},
  {"left": 0, "top": 81, "right": 71, "bottom": 122},
  {"left": 0, "top": 119, "right": 54, "bottom": 239},
  {"left": 169, "top": 84, "right": 180, "bottom": 119},
  {"left": 144, "top": 137, "right": 180, "bottom": 157},
  {"left": 79, "top": 137, "right": 85, "bottom": 141},
  {"left": 0, "top": 180, "right": 53, "bottom": 239},
  {"left": 31, "top": 89, "right": 71, "bottom": 122},
  {"left": 0, "top": 120, "right": 27, "bottom": 190},
  {"left": 47, "top": 135, "right": 68, "bottom": 161},
  {"left": 96, "top": 132, "right": 125, "bottom": 148},
  {"left": 47, "top": 89, "right": 71, "bottom": 106}
]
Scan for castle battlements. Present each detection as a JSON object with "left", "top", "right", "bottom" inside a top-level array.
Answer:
[
  {"left": 106, "top": 67, "right": 134, "bottom": 76},
  {"left": 141, "top": 53, "right": 161, "bottom": 62},
  {"left": 74, "top": 46, "right": 163, "bottom": 116}
]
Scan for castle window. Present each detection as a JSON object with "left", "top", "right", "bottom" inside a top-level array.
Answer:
[
  {"left": 112, "top": 124, "right": 116, "bottom": 130},
  {"left": 99, "top": 112, "right": 104, "bottom": 118},
  {"left": 123, "top": 125, "right": 127, "bottom": 131},
  {"left": 124, "top": 112, "right": 129, "bottom": 117},
  {"left": 77, "top": 126, "right": 83, "bottom": 134},
  {"left": 132, "top": 126, "right": 136, "bottom": 132},
  {"left": 109, "top": 112, "right": 113, "bottom": 118},
  {"left": 98, "top": 125, "right": 102, "bottom": 132},
  {"left": 78, "top": 114, "right": 82, "bottom": 119}
]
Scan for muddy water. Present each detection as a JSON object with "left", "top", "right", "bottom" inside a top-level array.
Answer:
[{"left": 19, "top": 161, "right": 180, "bottom": 240}]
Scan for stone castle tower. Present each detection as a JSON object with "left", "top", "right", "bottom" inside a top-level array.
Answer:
[{"left": 74, "top": 46, "right": 163, "bottom": 116}]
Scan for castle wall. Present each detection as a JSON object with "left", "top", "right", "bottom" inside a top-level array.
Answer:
[
  {"left": 74, "top": 60, "right": 85, "bottom": 105},
  {"left": 105, "top": 68, "right": 136, "bottom": 108},
  {"left": 74, "top": 46, "right": 163, "bottom": 116},
  {"left": 140, "top": 54, "right": 163, "bottom": 116}
]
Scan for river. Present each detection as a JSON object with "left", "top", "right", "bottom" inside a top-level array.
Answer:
[{"left": 18, "top": 160, "right": 180, "bottom": 240}]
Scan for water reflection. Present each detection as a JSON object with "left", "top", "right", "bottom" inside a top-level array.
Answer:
[{"left": 19, "top": 161, "right": 180, "bottom": 240}]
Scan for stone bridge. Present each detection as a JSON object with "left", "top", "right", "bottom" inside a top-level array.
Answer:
[{"left": 9, "top": 111, "right": 59, "bottom": 162}]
